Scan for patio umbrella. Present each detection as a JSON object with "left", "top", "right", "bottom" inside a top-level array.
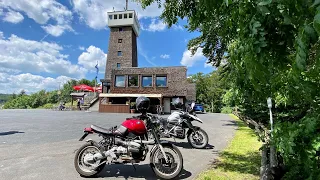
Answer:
[
  {"left": 93, "top": 86, "right": 102, "bottom": 92},
  {"left": 73, "top": 84, "right": 94, "bottom": 92}
]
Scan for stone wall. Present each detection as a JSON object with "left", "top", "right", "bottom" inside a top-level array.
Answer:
[
  {"left": 105, "top": 26, "right": 137, "bottom": 80},
  {"left": 186, "top": 83, "right": 196, "bottom": 101}
]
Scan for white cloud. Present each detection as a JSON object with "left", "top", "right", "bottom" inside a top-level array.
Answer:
[
  {"left": 204, "top": 62, "right": 212, "bottom": 68},
  {"left": 41, "top": 24, "right": 73, "bottom": 37},
  {"left": 0, "top": 0, "right": 73, "bottom": 36},
  {"left": 137, "top": 41, "right": 157, "bottom": 66},
  {"left": 72, "top": 0, "right": 164, "bottom": 30},
  {"left": 0, "top": 32, "right": 87, "bottom": 78},
  {"left": 0, "top": 72, "right": 73, "bottom": 94},
  {"left": 79, "top": 46, "right": 85, "bottom": 51},
  {"left": 180, "top": 48, "right": 206, "bottom": 67},
  {"left": 160, "top": 54, "right": 170, "bottom": 59},
  {"left": 172, "top": 24, "right": 183, "bottom": 30},
  {"left": 2, "top": 9, "right": 24, "bottom": 24},
  {"left": 78, "top": 46, "right": 107, "bottom": 73},
  {"left": 143, "top": 18, "right": 166, "bottom": 32}
]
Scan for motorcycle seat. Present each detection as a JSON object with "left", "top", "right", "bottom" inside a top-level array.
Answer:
[{"left": 90, "top": 125, "right": 115, "bottom": 135}]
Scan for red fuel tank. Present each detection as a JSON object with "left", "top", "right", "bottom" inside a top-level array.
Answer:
[{"left": 121, "top": 119, "right": 147, "bottom": 135}]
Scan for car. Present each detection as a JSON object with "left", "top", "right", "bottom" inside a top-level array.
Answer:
[{"left": 193, "top": 103, "right": 205, "bottom": 113}]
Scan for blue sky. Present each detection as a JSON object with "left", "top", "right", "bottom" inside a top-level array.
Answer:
[{"left": 0, "top": 0, "right": 214, "bottom": 94}]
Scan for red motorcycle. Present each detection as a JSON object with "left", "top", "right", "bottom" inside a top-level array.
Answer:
[{"left": 74, "top": 97, "right": 183, "bottom": 179}]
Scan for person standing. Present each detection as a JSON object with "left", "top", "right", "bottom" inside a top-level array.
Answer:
[{"left": 77, "top": 99, "right": 81, "bottom": 110}]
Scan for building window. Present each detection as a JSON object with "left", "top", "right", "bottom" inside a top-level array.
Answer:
[
  {"left": 109, "top": 15, "right": 112, "bottom": 20},
  {"left": 116, "top": 63, "right": 121, "bottom": 69},
  {"left": 114, "top": 14, "right": 117, "bottom": 19},
  {"left": 124, "top": 14, "right": 127, "bottom": 19},
  {"left": 128, "top": 75, "right": 138, "bottom": 87},
  {"left": 119, "top": 27, "right": 123, "bottom": 31},
  {"left": 118, "top": 39, "right": 122, "bottom": 43},
  {"left": 156, "top": 75, "right": 167, "bottom": 87},
  {"left": 142, "top": 76, "right": 152, "bottom": 87},
  {"left": 115, "top": 75, "right": 125, "bottom": 87},
  {"left": 119, "top": 14, "right": 122, "bottom": 19},
  {"left": 117, "top": 51, "right": 122, "bottom": 56},
  {"left": 129, "top": 13, "right": 133, "bottom": 18}
]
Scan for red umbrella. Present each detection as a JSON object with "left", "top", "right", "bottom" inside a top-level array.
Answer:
[
  {"left": 93, "top": 86, "right": 102, "bottom": 93},
  {"left": 73, "top": 84, "right": 94, "bottom": 92}
]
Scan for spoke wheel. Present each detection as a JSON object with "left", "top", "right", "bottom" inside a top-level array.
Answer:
[
  {"left": 187, "top": 128, "right": 209, "bottom": 149},
  {"left": 150, "top": 144, "right": 183, "bottom": 179},
  {"left": 74, "top": 143, "right": 105, "bottom": 177}
]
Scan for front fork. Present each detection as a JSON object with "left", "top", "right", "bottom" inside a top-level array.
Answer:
[{"left": 151, "top": 129, "right": 169, "bottom": 163}]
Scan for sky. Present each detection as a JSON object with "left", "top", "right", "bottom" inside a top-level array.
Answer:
[{"left": 0, "top": 0, "right": 214, "bottom": 94}]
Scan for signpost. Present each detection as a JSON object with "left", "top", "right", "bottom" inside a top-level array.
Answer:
[{"left": 267, "top": 97, "right": 277, "bottom": 169}]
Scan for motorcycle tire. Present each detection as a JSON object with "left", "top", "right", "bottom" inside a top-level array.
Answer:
[
  {"left": 150, "top": 144, "right": 183, "bottom": 179},
  {"left": 187, "top": 127, "right": 209, "bottom": 149},
  {"left": 74, "top": 142, "right": 106, "bottom": 177}
]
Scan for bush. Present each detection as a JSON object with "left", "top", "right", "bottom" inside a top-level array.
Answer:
[
  {"left": 221, "top": 106, "right": 234, "bottom": 114},
  {"left": 42, "top": 103, "right": 54, "bottom": 109}
]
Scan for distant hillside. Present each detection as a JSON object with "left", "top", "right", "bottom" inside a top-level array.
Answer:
[{"left": 0, "top": 94, "right": 12, "bottom": 104}]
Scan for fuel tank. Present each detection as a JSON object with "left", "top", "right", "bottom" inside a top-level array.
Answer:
[{"left": 122, "top": 118, "right": 147, "bottom": 135}]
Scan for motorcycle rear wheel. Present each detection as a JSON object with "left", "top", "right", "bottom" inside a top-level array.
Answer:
[
  {"left": 74, "top": 142, "right": 106, "bottom": 177},
  {"left": 150, "top": 144, "right": 183, "bottom": 179}
]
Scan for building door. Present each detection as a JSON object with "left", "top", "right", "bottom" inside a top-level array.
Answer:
[{"left": 164, "top": 98, "right": 171, "bottom": 114}]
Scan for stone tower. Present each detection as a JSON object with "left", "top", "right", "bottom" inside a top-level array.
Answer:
[{"left": 104, "top": 10, "right": 140, "bottom": 81}]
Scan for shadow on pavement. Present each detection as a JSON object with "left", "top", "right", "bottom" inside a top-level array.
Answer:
[
  {"left": 0, "top": 131, "right": 24, "bottom": 136},
  {"left": 172, "top": 141, "right": 215, "bottom": 150},
  {"left": 222, "top": 120, "right": 238, "bottom": 127},
  {"left": 96, "top": 164, "right": 192, "bottom": 180}
]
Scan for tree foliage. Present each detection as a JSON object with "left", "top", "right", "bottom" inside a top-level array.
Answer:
[
  {"left": 188, "top": 69, "right": 230, "bottom": 113},
  {"left": 3, "top": 78, "right": 97, "bottom": 109},
  {"left": 136, "top": 0, "right": 320, "bottom": 178}
]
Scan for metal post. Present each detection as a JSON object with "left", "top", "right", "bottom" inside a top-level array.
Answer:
[{"left": 126, "top": 0, "right": 128, "bottom": 11}]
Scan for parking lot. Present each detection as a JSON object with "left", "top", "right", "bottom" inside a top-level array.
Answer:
[{"left": 0, "top": 109, "right": 237, "bottom": 180}]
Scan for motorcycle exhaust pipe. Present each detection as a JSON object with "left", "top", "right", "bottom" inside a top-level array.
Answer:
[
  {"left": 92, "top": 148, "right": 117, "bottom": 161},
  {"left": 134, "top": 139, "right": 155, "bottom": 145}
]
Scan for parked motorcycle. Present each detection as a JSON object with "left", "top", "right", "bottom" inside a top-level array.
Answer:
[
  {"left": 149, "top": 110, "right": 209, "bottom": 149},
  {"left": 74, "top": 97, "right": 183, "bottom": 179}
]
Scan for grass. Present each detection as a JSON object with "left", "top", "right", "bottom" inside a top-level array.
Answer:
[{"left": 197, "top": 114, "right": 262, "bottom": 180}]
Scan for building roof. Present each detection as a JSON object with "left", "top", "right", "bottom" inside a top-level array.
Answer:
[
  {"left": 70, "top": 92, "right": 86, "bottom": 96},
  {"left": 99, "top": 93, "right": 162, "bottom": 98}
]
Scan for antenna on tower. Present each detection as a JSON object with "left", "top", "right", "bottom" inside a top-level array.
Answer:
[{"left": 125, "top": 0, "right": 128, "bottom": 11}]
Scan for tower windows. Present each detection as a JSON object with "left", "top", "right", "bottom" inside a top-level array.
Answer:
[
  {"left": 109, "top": 15, "right": 112, "bottom": 20},
  {"left": 114, "top": 14, "right": 117, "bottom": 19},
  {"left": 129, "top": 13, "right": 133, "bottom": 18},
  {"left": 116, "top": 63, "right": 121, "bottom": 69},
  {"left": 124, "top": 14, "right": 128, "bottom": 19},
  {"left": 117, "top": 51, "right": 122, "bottom": 56},
  {"left": 118, "top": 39, "right": 122, "bottom": 43},
  {"left": 119, "top": 14, "right": 122, "bottom": 19}
]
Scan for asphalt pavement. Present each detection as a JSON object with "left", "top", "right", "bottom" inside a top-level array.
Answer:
[{"left": 0, "top": 109, "right": 237, "bottom": 180}]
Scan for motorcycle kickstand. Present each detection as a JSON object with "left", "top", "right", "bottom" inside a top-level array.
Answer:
[{"left": 131, "top": 161, "right": 136, "bottom": 172}]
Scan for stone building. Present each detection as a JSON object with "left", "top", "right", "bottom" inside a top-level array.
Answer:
[{"left": 99, "top": 9, "right": 196, "bottom": 114}]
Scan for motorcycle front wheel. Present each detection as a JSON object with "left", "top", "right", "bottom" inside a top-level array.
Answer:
[
  {"left": 187, "top": 127, "right": 209, "bottom": 149},
  {"left": 150, "top": 144, "right": 183, "bottom": 179},
  {"left": 74, "top": 142, "right": 106, "bottom": 177}
]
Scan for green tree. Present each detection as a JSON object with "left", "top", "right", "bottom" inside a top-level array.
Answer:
[{"left": 136, "top": 0, "right": 320, "bottom": 178}]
